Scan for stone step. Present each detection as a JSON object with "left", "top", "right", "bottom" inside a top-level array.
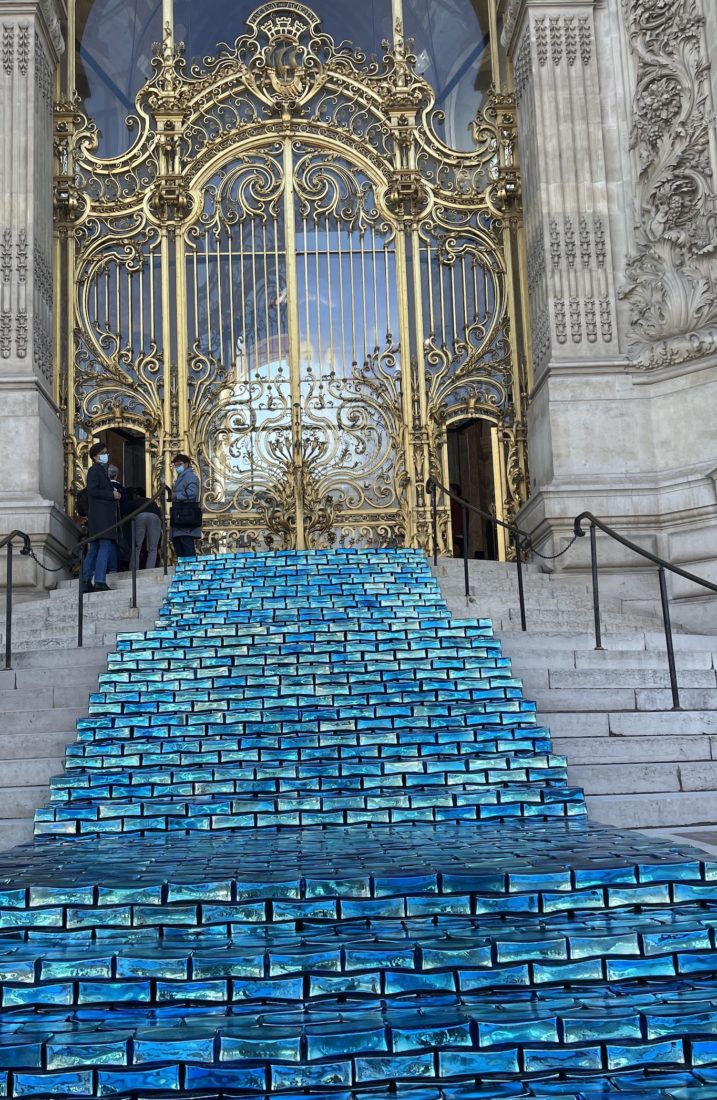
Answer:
[
  {"left": 5, "top": 620, "right": 159, "bottom": 653},
  {"left": 441, "top": 588, "right": 599, "bottom": 610},
  {"left": 545, "top": 709, "right": 717, "bottom": 737},
  {"left": 521, "top": 668, "right": 717, "bottom": 691},
  {"left": 553, "top": 735, "right": 715, "bottom": 766},
  {"left": 532, "top": 687, "right": 717, "bottom": 712},
  {"left": 0, "top": 685, "right": 97, "bottom": 711},
  {"left": 0, "top": 730, "right": 75, "bottom": 760},
  {"left": 499, "top": 630, "right": 654, "bottom": 651},
  {"left": 8, "top": 646, "right": 109, "bottom": 669},
  {"left": 547, "top": 669, "right": 717, "bottom": 689},
  {"left": 569, "top": 760, "right": 717, "bottom": 796},
  {"left": 587, "top": 790, "right": 717, "bottom": 829},
  {"left": 511, "top": 647, "right": 717, "bottom": 672},
  {"left": 12, "top": 666, "right": 104, "bottom": 690},
  {"left": 0, "top": 819, "right": 33, "bottom": 849},
  {"left": 2, "top": 609, "right": 158, "bottom": 636},
  {"left": 608, "top": 710, "right": 717, "bottom": 736},
  {"left": 0, "top": 756, "right": 66, "bottom": 784},
  {"left": 574, "top": 649, "right": 716, "bottom": 670},
  {"left": 0, "top": 785, "right": 57, "bottom": 820},
  {"left": 1, "top": 707, "right": 89, "bottom": 735},
  {"left": 501, "top": 607, "right": 669, "bottom": 631},
  {"left": 0, "top": 662, "right": 105, "bottom": 692},
  {"left": 54, "top": 567, "right": 172, "bottom": 591},
  {"left": 12, "top": 588, "right": 160, "bottom": 614}
]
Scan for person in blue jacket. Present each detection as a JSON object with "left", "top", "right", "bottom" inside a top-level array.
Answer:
[{"left": 168, "top": 453, "right": 201, "bottom": 558}]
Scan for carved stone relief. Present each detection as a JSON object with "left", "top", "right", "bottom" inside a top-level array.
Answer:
[
  {"left": 15, "top": 227, "right": 28, "bottom": 360},
  {"left": 33, "top": 317, "right": 52, "bottom": 384},
  {"left": 514, "top": 29, "right": 532, "bottom": 104},
  {"left": 621, "top": 0, "right": 717, "bottom": 369},
  {"left": 508, "top": 6, "right": 616, "bottom": 367},
  {"left": 534, "top": 13, "right": 592, "bottom": 68},
  {"left": 34, "top": 242, "right": 52, "bottom": 311},
  {"left": 35, "top": 32, "right": 52, "bottom": 109},
  {"left": 0, "top": 227, "right": 11, "bottom": 360},
  {"left": 17, "top": 23, "right": 29, "bottom": 75},
  {"left": 500, "top": 0, "right": 523, "bottom": 50},
  {"left": 39, "top": 0, "right": 64, "bottom": 57},
  {"left": 2, "top": 24, "right": 12, "bottom": 75}
]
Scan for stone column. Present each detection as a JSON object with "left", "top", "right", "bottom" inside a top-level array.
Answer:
[
  {"left": 0, "top": 0, "right": 73, "bottom": 590},
  {"left": 501, "top": 0, "right": 717, "bottom": 627}
]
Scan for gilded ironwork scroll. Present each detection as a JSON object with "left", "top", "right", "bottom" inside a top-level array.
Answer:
[{"left": 55, "top": 1, "right": 528, "bottom": 551}]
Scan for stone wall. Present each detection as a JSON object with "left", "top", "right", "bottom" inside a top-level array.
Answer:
[
  {"left": 501, "top": 0, "right": 717, "bottom": 629},
  {"left": 0, "top": 0, "right": 74, "bottom": 590}
]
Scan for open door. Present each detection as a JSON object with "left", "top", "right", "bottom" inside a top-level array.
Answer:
[{"left": 446, "top": 418, "right": 501, "bottom": 561}]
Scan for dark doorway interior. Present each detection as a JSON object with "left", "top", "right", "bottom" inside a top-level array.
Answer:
[
  {"left": 100, "top": 427, "right": 147, "bottom": 494},
  {"left": 447, "top": 418, "right": 498, "bottom": 560}
]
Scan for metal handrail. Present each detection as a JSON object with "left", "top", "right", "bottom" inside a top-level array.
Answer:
[
  {"left": 0, "top": 530, "right": 32, "bottom": 554},
  {"left": 426, "top": 477, "right": 529, "bottom": 630},
  {"left": 574, "top": 511, "right": 717, "bottom": 710},
  {"left": 574, "top": 512, "right": 717, "bottom": 594},
  {"left": 2, "top": 531, "right": 33, "bottom": 670},
  {"left": 74, "top": 485, "right": 169, "bottom": 648},
  {"left": 427, "top": 483, "right": 716, "bottom": 706}
]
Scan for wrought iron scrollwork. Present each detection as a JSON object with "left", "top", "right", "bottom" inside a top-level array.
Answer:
[{"left": 56, "top": 1, "right": 528, "bottom": 549}]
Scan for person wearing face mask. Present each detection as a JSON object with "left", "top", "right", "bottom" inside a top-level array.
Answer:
[
  {"left": 167, "top": 453, "right": 201, "bottom": 558},
  {"left": 81, "top": 441, "right": 121, "bottom": 592}
]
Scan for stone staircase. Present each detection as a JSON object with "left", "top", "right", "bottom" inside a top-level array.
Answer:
[
  {"left": 0, "top": 569, "right": 171, "bottom": 850},
  {"left": 0, "top": 550, "right": 717, "bottom": 1096},
  {"left": 435, "top": 558, "right": 717, "bottom": 838}
]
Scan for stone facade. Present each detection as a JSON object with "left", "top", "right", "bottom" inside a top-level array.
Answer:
[
  {"left": 0, "top": 0, "right": 73, "bottom": 591},
  {"left": 1, "top": 0, "right": 717, "bottom": 618},
  {"left": 501, "top": 0, "right": 717, "bottom": 628}
]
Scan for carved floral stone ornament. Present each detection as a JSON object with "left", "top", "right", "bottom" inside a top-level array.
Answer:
[{"left": 620, "top": 0, "right": 717, "bottom": 369}]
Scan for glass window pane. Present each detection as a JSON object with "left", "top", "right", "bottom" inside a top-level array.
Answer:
[
  {"left": 173, "top": 0, "right": 392, "bottom": 66},
  {"left": 75, "top": 0, "right": 162, "bottom": 158},
  {"left": 404, "top": 0, "right": 492, "bottom": 151}
]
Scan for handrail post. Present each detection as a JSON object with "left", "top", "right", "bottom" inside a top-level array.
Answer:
[
  {"left": 5, "top": 541, "right": 13, "bottom": 670},
  {"left": 658, "top": 565, "right": 680, "bottom": 710},
  {"left": 462, "top": 505, "right": 470, "bottom": 598},
  {"left": 431, "top": 481, "right": 438, "bottom": 566},
  {"left": 163, "top": 495, "right": 169, "bottom": 576},
  {"left": 589, "top": 522, "right": 603, "bottom": 651},
  {"left": 131, "top": 518, "right": 138, "bottom": 610},
  {"left": 513, "top": 532, "right": 527, "bottom": 632},
  {"left": 77, "top": 547, "right": 84, "bottom": 649}
]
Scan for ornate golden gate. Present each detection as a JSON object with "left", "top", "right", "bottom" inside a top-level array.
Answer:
[{"left": 54, "top": 2, "right": 529, "bottom": 551}]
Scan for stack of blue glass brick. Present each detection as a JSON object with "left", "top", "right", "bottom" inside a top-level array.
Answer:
[{"left": 1, "top": 549, "right": 717, "bottom": 1097}]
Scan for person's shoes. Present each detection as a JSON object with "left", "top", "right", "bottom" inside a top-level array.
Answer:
[
  {"left": 81, "top": 582, "right": 95, "bottom": 594},
  {"left": 93, "top": 582, "right": 112, "bottom": 592}
]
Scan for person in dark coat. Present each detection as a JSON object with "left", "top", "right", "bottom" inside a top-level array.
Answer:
[
  {"left": 106, "top": 464, "right": 128, "bottom": 575},
  {"left": 81, "top": 441, "right": 121, "bottom": 593},
  {"left": 168, "top": 453, "right": 201, "bottom": 558}
]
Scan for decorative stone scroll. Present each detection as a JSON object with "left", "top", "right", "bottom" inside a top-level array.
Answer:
[{"left": 620, "top": 0, "right": 717, "bottom": 369}]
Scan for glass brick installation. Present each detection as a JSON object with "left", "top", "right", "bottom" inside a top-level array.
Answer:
[{"left": 2, "top": 549, "right": 717, "bottom": 1097}]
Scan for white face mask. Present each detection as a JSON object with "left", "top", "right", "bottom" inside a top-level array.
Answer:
[
  {"left": 174, "top": 465, "right": 185, "bottom": 475},
  {"left": 98, "top": 453, "right": 109, "bottom": 465}
]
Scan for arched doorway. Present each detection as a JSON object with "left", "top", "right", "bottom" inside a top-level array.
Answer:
[
  {"left": 447, "top": 418, "right": 499, "bottom": 561},
  {"left": 56, "top": 1, "right": 529, "bottom": 549}
]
